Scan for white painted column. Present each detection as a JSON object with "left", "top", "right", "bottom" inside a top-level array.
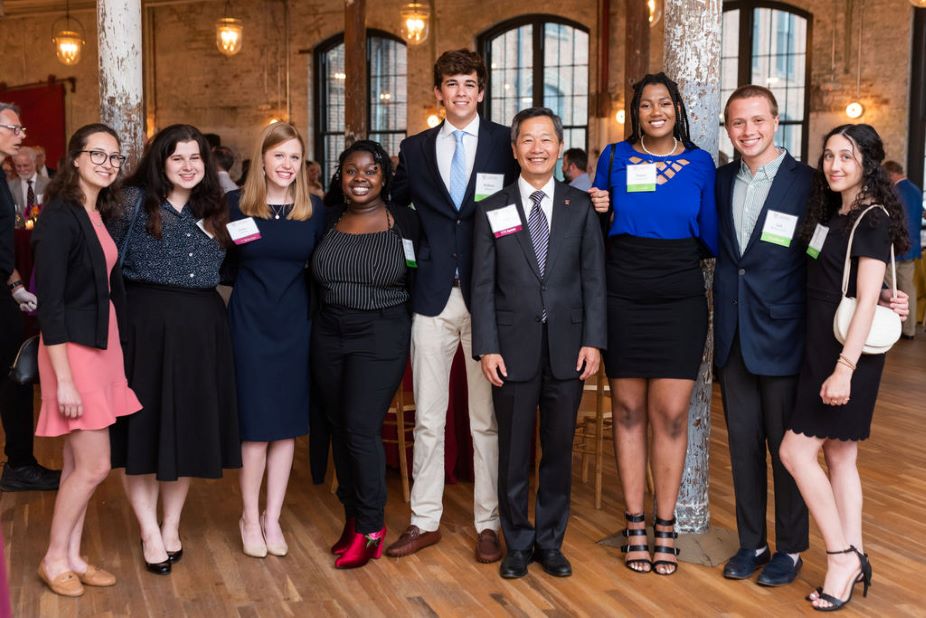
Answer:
[
  {"left": 98, "top": 0, "right": 145, "bottom": 167},
  {"left": 663, "top": 0, "right": 722, "bottom": 534}
]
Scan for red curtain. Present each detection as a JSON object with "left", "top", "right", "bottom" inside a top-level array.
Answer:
[{"left": 0, "top": 82, "right": 67, "bottom": 169}]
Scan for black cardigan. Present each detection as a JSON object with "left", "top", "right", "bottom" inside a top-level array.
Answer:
[{"left": 31, "top": 199, "right": 127, "bottom": 349}]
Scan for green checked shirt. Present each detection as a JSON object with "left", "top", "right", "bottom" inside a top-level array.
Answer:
[{"left": 731, "top": 148, "right": 787, "bottom": 255}]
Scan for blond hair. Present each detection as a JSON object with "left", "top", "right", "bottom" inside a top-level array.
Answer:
[{"left": 240, "top": 122, "right": 313, "bottom": 220}]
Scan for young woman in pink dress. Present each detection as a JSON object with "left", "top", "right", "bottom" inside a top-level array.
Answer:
[{"left": 30, "top": 123, "right": 142, "bottom": 597}]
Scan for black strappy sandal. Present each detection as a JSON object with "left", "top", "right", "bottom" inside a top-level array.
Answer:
[
  {"left": 652, "top": 515, "right": 680, "bottom": 576},
  {"left": 811, "top": 546, "right": 872, "bottom": 612},
  {"left": 620, "top": 512, "right": 652, "bottom": 574}
]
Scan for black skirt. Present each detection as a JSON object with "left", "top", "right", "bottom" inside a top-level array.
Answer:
[
  {"left": 109, "top": 282, "right": 241, "bottom": 480},
  {"left": 604, "top": 235, "right": 708, "bottom": 380}
]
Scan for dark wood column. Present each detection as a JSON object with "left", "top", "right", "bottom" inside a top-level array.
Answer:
[
  {"left": 344, "top": 0, "right": 368, "bottom": 147},
  {"left": 624, "top": 0, "right": 650, "bottom": 137}
]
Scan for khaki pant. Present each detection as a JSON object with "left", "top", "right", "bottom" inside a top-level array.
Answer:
[
  {"left": 886, "top": 260, "right": 917, "bottom": 337},
  {"left": 408, "top": 288, "right": 499, "bottom": 532}
]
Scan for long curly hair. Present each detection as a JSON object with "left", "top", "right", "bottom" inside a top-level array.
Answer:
[
  {"left": 323, "top": 140, "right": 394, "bottom": 208},
  {"left": 44, "top": 123, "right": 123, "bottom": 222},
  {"left": 799, "top": 124, "right": 909, "bottom": 254},
  {"left": 125, "top": 124, "right": 230, "bottom": 246},
  {"left": 627, "top": 72, "right": 697, "bottom": 150}
]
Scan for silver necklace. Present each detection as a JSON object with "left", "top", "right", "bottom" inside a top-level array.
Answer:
[
  {"left": 640, "top": 135, "right": 678, "bottom": 157},
  {"left": 268, "top": 203, "right": 287, "bottom": 220}
]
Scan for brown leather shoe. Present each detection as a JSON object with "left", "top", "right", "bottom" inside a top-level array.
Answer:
[
  {"left": 475, "top": 529, "right": 502, "bottom": 563},
  {"left": 384, "top": 525, "right": 441, "bottom": 557},
  {"left": 38, "top": 563, "right": 84, "bottom": 597}
]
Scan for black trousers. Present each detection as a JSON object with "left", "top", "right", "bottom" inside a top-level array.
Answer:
[
  {"left": 493, "top": 326, "right": 583, "bottom": 551},
  {"left": 0, "top": 293, "right": 36, "bottom": 468},
  {"left": 311, "top": 304, "right": 410, "bottom": 534},
  {"left": 717, "top": 335, "right": 809, "bottom": 553}
]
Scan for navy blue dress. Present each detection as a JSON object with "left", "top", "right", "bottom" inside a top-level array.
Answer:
[{"left": 226, "top": 191, "right": 325, "bottom": 441}]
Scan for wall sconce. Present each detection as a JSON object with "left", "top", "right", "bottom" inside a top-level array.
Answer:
[
  {"left": 216, "top": 1, "right": 243, "bottom": 57},
  {"left": 845, "top": 101, "right": 864, "bottom": 119},
  {"left": 52, "top": 0, "right": 85, "bottom": 66},
  {"left": 615, "top": 109, "right": 626, "bottom": 125},
  {"left": 400, "top": 2, "right": 430, "bottom": 46}
]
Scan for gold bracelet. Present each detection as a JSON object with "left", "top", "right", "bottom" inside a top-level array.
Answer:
[
  {"left": 838, "top": 354, "right": 857, "bottom": 370},
  {"left": 837, "top": 357, "right": 856, "bottom": 372}
]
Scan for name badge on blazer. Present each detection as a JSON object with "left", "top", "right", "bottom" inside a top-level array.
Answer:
[
  {"left": 402, "top": 239, "right": 418, "bottom": 268},
  {"left": 226, "top": 217, "right": 261, "bottom": 245},
  {"left": 475, "top": 173, "right": 505, "bottom": 202},
  {"left": 760, "top": 210, "right": 799, "bottom": 248},
  {"left": 486, "top": 204, "right": 523, "bottom": 238},
  {"left": 807, "top": 224, "right": 829, "bottom": 259}
]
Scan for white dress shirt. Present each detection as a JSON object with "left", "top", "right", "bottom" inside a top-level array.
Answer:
[
  {"left": 18, "top": 173, "right": 40, "bottom": 212},
  {"left": 517, "top": 175, "right": 556, "bottom": 230},
  {"left": 436, "top": 115, "right": 480, "bottom": 193}
]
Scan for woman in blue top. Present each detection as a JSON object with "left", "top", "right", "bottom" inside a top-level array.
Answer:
[
  {"left": 226, "top": 122, "right": 325, "bottom": 559},
  {"left": 592, "top": 73, "right": 718, "bottom": 576}
]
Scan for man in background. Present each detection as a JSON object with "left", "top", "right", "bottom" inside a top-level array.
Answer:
[
  {"left": 11, "top": 147, "right": 49, "bottom": 217},
  {"left": 884, "top": 160, "right": 922, "bottom": 339},
  {"left": 33, "top": 145, "right": 55, "bottom": 178},
  {"left": 562, "top": 148, "right": 591, "bottom": 191},
  {"left": 214, "top": 146, "right": 239, "bottom": 194}
]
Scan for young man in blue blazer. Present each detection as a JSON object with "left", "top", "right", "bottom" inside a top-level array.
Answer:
[{"left": 386, "top": 49, "right": 519, "bottom": 563}]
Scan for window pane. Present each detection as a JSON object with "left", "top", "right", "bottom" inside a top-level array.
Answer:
[
  {"left": 489, "top": 25, "right": 533, "bottom": 125},
  {"left": 323, "top": 44, "right": 346, "bottom": 134},
  {"left": 751, "top": 8, "right": 807, "bottom": 125},
  {"left": 369, "top": 37, "right": 407, "bottom": 134},
  {"left": 777, "top": 122, "right": 802, "bottom": 162},
  {"left": 543, "top": 24, "right": 588, "bottom": 133},
  {"left": 719, "top": 9, "right": 740, "bottom": 164}
]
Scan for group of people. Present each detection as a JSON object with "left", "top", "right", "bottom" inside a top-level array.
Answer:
[{"left": 0, "top": 45, "right": 917, "bottom": 613}]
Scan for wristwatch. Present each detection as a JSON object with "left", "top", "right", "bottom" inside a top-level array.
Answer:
[{"left": 7, "top": 280, "right": 23, "bottom": 291}]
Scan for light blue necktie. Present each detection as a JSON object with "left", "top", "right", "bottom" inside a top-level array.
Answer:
[{"left": 449, "top": 130, "right": 467, "bottom": 210}]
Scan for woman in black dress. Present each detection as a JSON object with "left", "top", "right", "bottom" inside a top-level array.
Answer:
[
  {"left": 109, "top": 125, "right": 239, "bottom": 575},
  {"left": 780, "top": 124, "right": 909, "bottom": 611},
  {"left": 312, "top": 140, "right": 419, "bottom": 569}
]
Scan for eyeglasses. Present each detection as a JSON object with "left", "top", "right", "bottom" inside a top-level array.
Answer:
[
  {"left": 80, "top": 150, "right": 127, "bottom": 168},
  {"left": 0, "top": 124, "right": 26, "bottom": 136}
]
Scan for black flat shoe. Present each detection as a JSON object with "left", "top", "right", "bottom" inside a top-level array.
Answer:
[
  {"left": 499, "top": 549, "right": 532, "bottom": 579},
  {"left": 533, "top": 548, "right": 572, "bottom": 577},
  {"left": 140, "top": 540, "right": 171, "bottom": 575},
  {"left": 724, "top": 547, "right": 771, "bottom": 580},
  {"left": 757, "top": 553, "right": 802, "bottom": 586}
]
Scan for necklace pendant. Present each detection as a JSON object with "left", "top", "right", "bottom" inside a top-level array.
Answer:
[{"left": 275, "top": 214, "right": 280, "bottom": 220}]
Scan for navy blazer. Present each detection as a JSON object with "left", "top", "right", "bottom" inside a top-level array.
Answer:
[
  {"left": 0, "top": 174, "right": 15, "bottom": 282},
  {"left": 713, "top": 153, "right": 814, "bottom": 376},
  {"left": 391, "top": 118, "right": 519, "bottom": 316},
  {"left": 471, "top": 180, "right": 606, "bottom": 381}
]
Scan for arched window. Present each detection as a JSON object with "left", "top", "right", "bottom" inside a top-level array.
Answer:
[
  {"left": 720, "top": 2, "right": 811, "bottom": 162},
  {"left": 478, "top": 16, "right": 589, "bottom": 158},
  {"left": 314, "top": 31, "right": 407, "bottom": 184}
]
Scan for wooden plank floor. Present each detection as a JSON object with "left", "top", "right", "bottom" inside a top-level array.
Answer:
[{"left": 3, "top": 334, "right": 925, "bottom": 617}]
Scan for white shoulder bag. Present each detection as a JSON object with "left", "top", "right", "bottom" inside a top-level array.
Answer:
[{"left": 832, "top": 204, "right": 901, "bottom": 355}]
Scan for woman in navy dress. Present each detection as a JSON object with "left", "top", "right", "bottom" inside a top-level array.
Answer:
[
  {"left": 592, "top": 73, "right": 718, "bottom": 576},
  {"left": 226, "top": 122, "right": 324, "bottom": 558}
]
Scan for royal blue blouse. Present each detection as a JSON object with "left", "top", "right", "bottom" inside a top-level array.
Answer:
[{"left": 593, "top": 140, "right": 718, "bottom": 256}]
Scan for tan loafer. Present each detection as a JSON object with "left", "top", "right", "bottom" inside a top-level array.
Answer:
[
  {"left": 38, "top": 563, "right": 84, "bottom": 597},
  {"left": 77, "top": 563, "right": 116, "bottom": 587}
]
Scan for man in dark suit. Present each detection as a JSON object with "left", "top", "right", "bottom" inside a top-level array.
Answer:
[
  {"left": 11, "top": 147, "right": 50, "bottom": 216},
  {"left": 471, "top": 107, "right": 606, "bottom": 579},
  {"left": 0, "top": 101, "right": 59, "bottom": 492},
  {"left": 385, "top": 49, "right": 519, "bottom": 562}
]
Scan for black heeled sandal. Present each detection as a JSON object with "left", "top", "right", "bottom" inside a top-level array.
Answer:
[
  {"left": 652, "top": 515, "right": 680, "bottom": 576},
  {"left": 812, "top": 546, "right": 872, "bottom": 612},
  {"left": 620, "top": 512, "right": 652, "bottom": 574}
]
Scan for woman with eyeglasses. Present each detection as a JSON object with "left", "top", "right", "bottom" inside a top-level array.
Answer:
[
  {"left": 31, "top": 123, "right": 142, "bottom": 596},
  {"left": 108, "top": 124, "right": 239, "bottom": 575}
]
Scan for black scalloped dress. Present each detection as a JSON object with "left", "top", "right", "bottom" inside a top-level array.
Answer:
[{"left": 787, "top": 210, "right": 892, "bottom": 442}]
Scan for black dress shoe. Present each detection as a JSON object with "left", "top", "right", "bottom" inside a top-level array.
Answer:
[
  {"left": 723, "top": 547, "right": 771, "bottom": 580},
  {"left": 757, "top": 552, "right": 802, "bottom": 587},
  {"left": 499, "top": 549, "right": 532, "bottom": 579},
  {"left": 141, "top": 540, "right": 171, "bottom": 575},
  {"left": 533, "top": 548, "right": 572, "bottom": 577},
  {"left": 0, "top": 463, "right": 61, "bottom": 491}
]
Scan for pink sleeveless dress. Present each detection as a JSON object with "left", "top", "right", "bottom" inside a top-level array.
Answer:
[{"left": 35, "top": 210, "right": 142, "bottom": 437}]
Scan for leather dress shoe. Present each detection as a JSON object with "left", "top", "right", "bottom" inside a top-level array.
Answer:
[
  {"left": 141, "top": 540, "right": 171, "bottom": 575},
  {"left": 0, "top": 463, "right": 60, "bottom": 491},
  {"left": 384, "top": 525, "right": 441, "bottom": 557},
  {"left": 723, "top": 547, "right": 771, "bottom": 579},
  {"left": 499, "top": 549, "right": 532, "bottom": 579},
  {"left": 757, "top": 552, "right": 802, "bottom": 587},
  {"left": 475, "top": 529, "right": 502, "bottom": 563},
  {"left": 533, "top": 548, "right": 572, "bottom": 577}
]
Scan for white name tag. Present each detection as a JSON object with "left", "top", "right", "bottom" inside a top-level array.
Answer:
[
  {"left": 486, "top": 204, "right": 523, "bottom": 238},
  {"left": 807, "top": 223, "right": 829, "bottom": 259},
  {"left": 626, "top": 163, "right": 657, "bottom": 192},
  {"left": 475, "top": 173, "right": 505, "bottom": 202},
  {"left": 760, "top": 210, "right": 798, "bottom": 247},
  {"left": 227, "top": 217, "right": 261, "bottom": 245},
  {"left": 402, "top": 238, "right": 417, "bottom": 268},
  {"left": 196, "top": 218, "right": 215, "bottom": 239}
]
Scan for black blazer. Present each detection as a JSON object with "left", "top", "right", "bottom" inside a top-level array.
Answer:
[
  {"left": 391, "top": 118, "right": 519, "bottom": 316},
  {"left": 0, "top": 173, "right": 15, "bottom": 282},
  {"left": 713, "top": 153, "right": 814, "bottom": 376},
  {"left": 471, "top": 180, "right": 607, "bottom": 381},
  {"left": 31, "top": 199, "right": 127, "bottom": 349}
]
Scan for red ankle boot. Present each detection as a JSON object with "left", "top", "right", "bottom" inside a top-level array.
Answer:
[
  {"left": 331, "top": 518, "right": 356, "bottom": 555},
  {"left": 334, "top": 527, "right": 386, "bottom": 569}
]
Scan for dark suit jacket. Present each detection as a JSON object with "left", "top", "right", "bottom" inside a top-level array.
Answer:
[
  {"left": 0, "top": 173, "right": 15, "bottom": 282},
  {"left": 471, "top": 180, "right": 606, "bottom": 381},
  {"left": 391, "top": 118, "right": 519, "bottom": 316},
  {"left": 31, "top": 199, "right": 127, "bottom": 349},
  {"left": 713, "top": 153, "right": 814, "bottom": 376}
]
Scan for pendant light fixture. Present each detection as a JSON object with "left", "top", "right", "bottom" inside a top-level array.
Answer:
[
  {"left": 52, "top": 0, "right": 86, "bottom": 66},
  {"left": 216, "top": 0, "right": 244, "bottom": 57},
  {"left": 400, "top": 2, "right": 431, "bottom": 46}
]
